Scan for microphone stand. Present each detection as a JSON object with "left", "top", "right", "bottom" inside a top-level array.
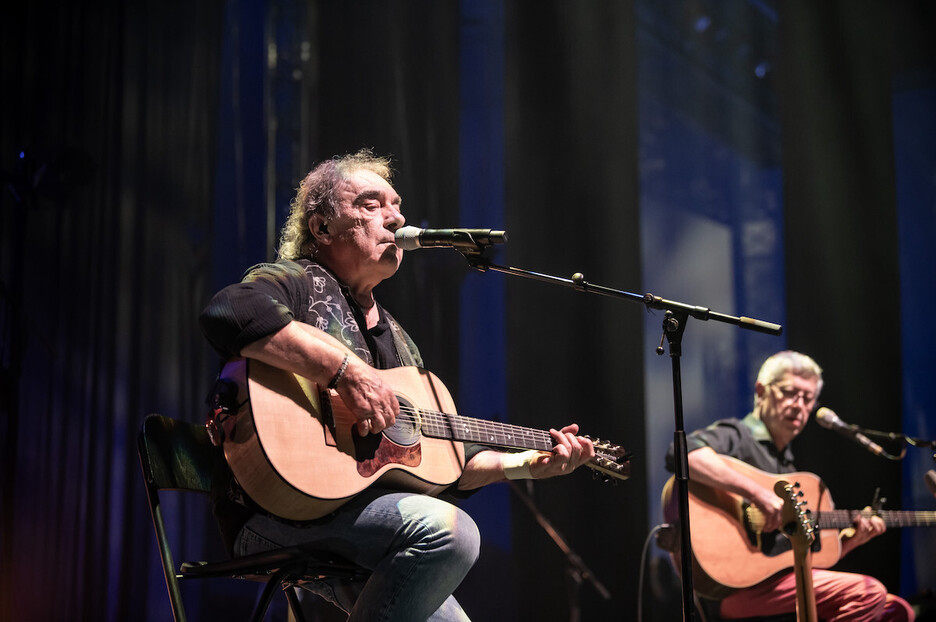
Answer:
[
  {"left": 454, "top": 244, "right": 783, "bottom": 622},
  {"left": 857, "top": 427, "right": 936, "bottom": 458},
  {"left": 509, "top": 481, "right": 611, "bottom": 622}
]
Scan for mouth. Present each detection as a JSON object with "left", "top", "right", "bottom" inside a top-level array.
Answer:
[
  {"left": 381, "top": 241, "right": 403, "bottom": 255},
  {"left": 785, "top": 415, "right": 805, "bottom": 429}
]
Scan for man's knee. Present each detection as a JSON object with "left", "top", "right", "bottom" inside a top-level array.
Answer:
[
  {"left": 425, "top": 505, "right": 481, "bottom": 567},
  {"left": 399, "top": 496, "right": 481, "bottom": 566},
  {"left": 861, "top": 575, "right": 888, "bottom": 606}
]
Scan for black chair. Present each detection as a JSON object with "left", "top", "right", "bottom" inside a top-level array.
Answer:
[{"left": 138, "top": 413, "right": 368, "bottom": 621}]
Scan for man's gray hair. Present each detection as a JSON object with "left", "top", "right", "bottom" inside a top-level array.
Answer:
[{"left": 753, "top": 350, "right": 824, "bottom": 408}]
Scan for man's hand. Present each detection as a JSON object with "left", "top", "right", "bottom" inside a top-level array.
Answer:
[
  {"left": 749, "top": 487, "right": 785, "bottom": 534},
  {"left": 841, "top": 506, "right": 886, "bottom": 555},
  {"left": 529, "top": 424, "right": 596, "bottom": 479},
  {"left": 333, "top": 357, "right": 398, "bottom": 435}
]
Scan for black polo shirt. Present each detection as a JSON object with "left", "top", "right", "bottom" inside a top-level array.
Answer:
[{"left": 666, "top": 412, "right": 797, "bottom": 475}]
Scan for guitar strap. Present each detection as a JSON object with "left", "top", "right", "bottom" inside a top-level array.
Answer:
[{"left": 387, "top": 316, "right": 423, "bottom": 368}]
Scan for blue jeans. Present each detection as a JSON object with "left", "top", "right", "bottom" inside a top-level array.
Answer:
[{"left": 235, "top": 488, "right": 481, "bottom": 621}]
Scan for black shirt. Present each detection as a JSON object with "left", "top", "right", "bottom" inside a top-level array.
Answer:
[{"left": 665, "top": 412, "right": 797, "bottom": 475}]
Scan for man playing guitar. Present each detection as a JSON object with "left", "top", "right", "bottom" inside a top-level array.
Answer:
[
  {"left": 664, "top": 351, "right": 914, "bottom": 621},
  {"left": 200, "top": 150, "right": 598, "bottom": 621}
]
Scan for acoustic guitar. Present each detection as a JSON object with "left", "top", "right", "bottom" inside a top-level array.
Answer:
[
  {"left": 661, "top": 455, "right": 936, "bottom": 599},
  {"left": 213, "top": 358, "right": 632, "bottom": 521}
]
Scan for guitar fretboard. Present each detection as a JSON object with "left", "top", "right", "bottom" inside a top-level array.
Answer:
[
  {"left": 413, "top": 408, "right": 555, "bottom": 451},
  {"left": 817, "top": 509, "right": 936, "bottom": 530}
]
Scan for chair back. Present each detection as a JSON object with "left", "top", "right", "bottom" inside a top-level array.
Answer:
[
  {"left": 138, "top": 413, "right": 221, "bottom": 622},
  {"left": 139, "top": 413, "right": 219, "bottom": 494},
  {"left": 138, "top": 412, "right": 368, "bottom": 622}
]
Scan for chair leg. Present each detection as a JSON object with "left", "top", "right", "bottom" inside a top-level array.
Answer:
[
  {"left": 249, "top": 568, "right": 291, "bottom": 622},
  {"left": 694, "top": 594, "right": 708, "bottom": 622},
  {"left": 285, "top": 586, "right": 307, "bottom": 622}
]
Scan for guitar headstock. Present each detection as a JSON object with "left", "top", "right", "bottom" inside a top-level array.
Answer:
[
  {"left": 774, "top": 479, "right": 815, "bottom": 551},
  {"left": 585, "top": 436, "right": 632, "bottom": 482}
]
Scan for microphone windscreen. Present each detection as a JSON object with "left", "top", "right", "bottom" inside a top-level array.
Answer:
[
  {"left": 814, "top": 407, "right": 841, "bottom": 429},
  {"left": 394, "top": 226, "right": 422, "bottom": 251}
]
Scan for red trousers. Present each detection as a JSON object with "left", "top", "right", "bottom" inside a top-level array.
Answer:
[{"left": 718, "top": 569, "right": 915, "bottom": 621}]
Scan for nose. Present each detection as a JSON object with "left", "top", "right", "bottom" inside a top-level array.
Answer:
[
  {"left": 385, "top": 203, "right": 405, "bottom": 231},
  {"left": 792, "top": 394, "right": 814, "bottom": 414}
]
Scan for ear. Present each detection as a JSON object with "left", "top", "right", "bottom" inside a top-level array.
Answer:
[
  {"left": 309, "top": 213, "right": 332, "bottom": 246},
  {"left": 754, "top": 381, "right": 767, "bottom": 400}
]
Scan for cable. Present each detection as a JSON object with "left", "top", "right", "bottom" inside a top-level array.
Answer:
[{"left": 638, "top": 523, "right": 669, "bottom": 622}]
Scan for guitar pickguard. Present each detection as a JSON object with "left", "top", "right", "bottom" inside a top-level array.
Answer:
[
  {"left": 353, "top": 429, "right": 423, "bottom": 477},
  {"left": 318, "top": 390, "right": 425, "bottom": 477}
]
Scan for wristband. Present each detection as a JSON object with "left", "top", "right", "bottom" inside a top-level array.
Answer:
[
  {"left": 328, "top": 354, "right": 350, "bottom": 389},
  {"left": 502, "top": 450, "right": 540, "bottom": 480}
]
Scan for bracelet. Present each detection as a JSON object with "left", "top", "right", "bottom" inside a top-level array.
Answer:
[
  {"left": 502, "top": 450, "right": 540, "bottom": 480},
  {"left": 328, "top": 354, "right": 350, "bottom": 389}
]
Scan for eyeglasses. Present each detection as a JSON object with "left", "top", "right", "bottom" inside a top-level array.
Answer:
[{"left": 771, "top": 384, "right": 817, "bottom": 407}]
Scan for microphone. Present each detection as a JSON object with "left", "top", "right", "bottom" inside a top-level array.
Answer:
[
  {"left": 925, "top": 470, "right": 936, "bottom": 500},
  {"left": 394, "top": 226, "right": 507, "bottom": 251},
  {"left": 815, "top": 407, "right": 884, "bottom": 456}
]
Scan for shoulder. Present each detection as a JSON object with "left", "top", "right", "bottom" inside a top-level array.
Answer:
[
  {"left": 242, "top": 260, "right": 342, "bottom": 290},
  {"left": 687, "top": 417, "right": 753, "bottom": 455},
  {"left": 242, "top": 259, "right": 307, "bottom": 281},
  {"left": 697, "top": 417, "right": 748, "bottom": 438}
]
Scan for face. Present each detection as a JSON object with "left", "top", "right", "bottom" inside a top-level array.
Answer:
[
  {"left": 315, "top": 169, "right": 405, "bottom": 288},
  {"left": 756, "top": 372, "right": 819, "bottom": 450}
]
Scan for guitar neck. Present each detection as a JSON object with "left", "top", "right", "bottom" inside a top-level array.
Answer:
[
  {"left": 419, "top": 410, "right": 555, "bottom": 451},
  {"left": 401, "top": 402, "right": 630, "bottom": 482},
  {"left": 818, "top": 509, "right": 936, "bottom": 530}
]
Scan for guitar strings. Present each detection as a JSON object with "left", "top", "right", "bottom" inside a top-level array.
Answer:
[
  {"left": 387, "top": 405, "right": 627, "bottom": 465},
  {"left": 391, "top": 405, "right": 627, "bottom": 473},
  {"left": 392, "top": 404, "right": 555, "bottom": 445},
  {"left": 819, "top": 508, "right": 936, "bottom": 527},
  {"left": 745, "top": 505, "right": 936, "bottom": 531}
]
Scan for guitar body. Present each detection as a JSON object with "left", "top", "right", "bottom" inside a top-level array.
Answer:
[
  {"left": 661, "top": 456, "right": 842, "bottom": 599},
  {"left": 218, "top": 359, "right": 466, "bottom": 521}
]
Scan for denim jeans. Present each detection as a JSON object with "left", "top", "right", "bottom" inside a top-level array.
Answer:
[{"left": 235, "top": 488, "right": 481, "bottom": 621}]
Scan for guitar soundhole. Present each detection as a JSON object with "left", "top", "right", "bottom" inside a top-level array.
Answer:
[{"left": 381, "top": 396, "right": 421, "bottom": 447}]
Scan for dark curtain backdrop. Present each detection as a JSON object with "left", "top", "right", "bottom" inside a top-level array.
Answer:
[
  {"left": 779, "top": 0, "right": 905, "bottom": 593},
  {"left": 2, "top": 1, "right": 932, "bottom": 621},
  {"left": 1, "top": 2, "right": 227, "bottom": 621},
  {"left": 504, "top": 3, "right": 645, "bottom": 621}
]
